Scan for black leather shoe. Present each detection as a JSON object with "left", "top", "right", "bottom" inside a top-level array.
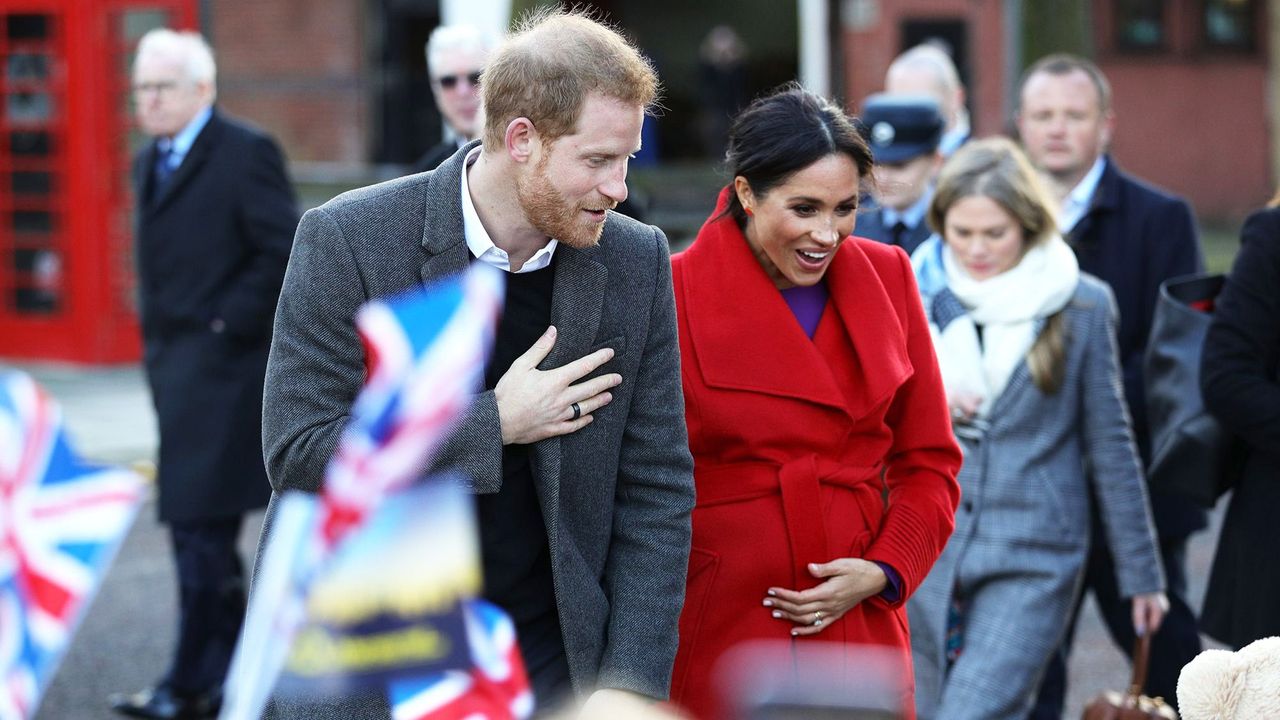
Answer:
[{"left": 108, "top": 684, "right": 221, "bottom": 719}]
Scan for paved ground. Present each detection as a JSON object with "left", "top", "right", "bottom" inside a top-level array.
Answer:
[
  {"left": 14, "top": 363, "right": 264, "bottom": 720},
  {"left": 13, "top": 361, "right": 1223, "bottom": 719}
]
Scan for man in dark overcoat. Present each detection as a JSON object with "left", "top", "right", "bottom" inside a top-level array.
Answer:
[
  {"left": 111, "top": 28, "right": 298, "bottom": 720},
  {"left": 1018, "top": 53, "right": 1204, "bottom": 717}
]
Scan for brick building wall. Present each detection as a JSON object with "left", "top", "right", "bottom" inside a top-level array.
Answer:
[
  {"left": 840, "top": 0, "right": 1010, "bottom": 137},
  {"left": 207, "top": 0, "right": 369, "bottom": 164},
  {"left": 1103, "top": 60, "right": 1270, "bottom": 220},
  {"left": 1094, "top": 0, "right": 1272, "bottom": 220}
]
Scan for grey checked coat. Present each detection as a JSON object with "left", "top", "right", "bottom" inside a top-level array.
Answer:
[
  {"left": 255, "top": 143, "right": 695, "bottom": 717},
  {"left": 907, "top": 275, "right": 1165, "bottom": 720}
]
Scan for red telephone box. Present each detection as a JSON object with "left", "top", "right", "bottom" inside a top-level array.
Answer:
[{"left": 0, "top": 0, "right": 195, "bottom": 363}]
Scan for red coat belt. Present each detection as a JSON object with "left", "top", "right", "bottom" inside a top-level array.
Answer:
[{"left": 694, "top": 455, "right": 884, "bottom": 589}]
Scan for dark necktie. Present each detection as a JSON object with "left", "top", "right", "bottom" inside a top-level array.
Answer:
[
  {"left": 890, "top": 221, "right": 909, "bottom": 248},
  {"left": 153, "top": 145, "right": 174, "bottom": 188}
]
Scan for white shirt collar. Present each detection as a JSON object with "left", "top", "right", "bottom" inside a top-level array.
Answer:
[
  {"left": 1059, "top": 156, "right": 1107, "bottom": 234},
  {"left": 460, "top": 145, "right": 558, "bottom": 274}
]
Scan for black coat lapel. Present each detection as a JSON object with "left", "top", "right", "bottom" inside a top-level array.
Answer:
[
  {"left": 135, "top": 143, "right": 158, "bottom": 208},
  {"left": 1067, "top": 157, "right": 1120, "bottom": 249},
  {"left": 147, "top": 110, "right": 221, "bottom": 214}
]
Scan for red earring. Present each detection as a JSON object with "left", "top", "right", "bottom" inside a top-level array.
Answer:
[{"left": 744, "top": 206, "right": 754, "bottom": 217}]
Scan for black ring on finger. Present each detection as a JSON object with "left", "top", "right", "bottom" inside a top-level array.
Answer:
[{"left": 570, "top": 402, "right": 582, "bottom": 421}]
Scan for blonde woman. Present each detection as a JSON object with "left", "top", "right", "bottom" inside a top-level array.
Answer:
[{"left": 905, "top": 137, "right": 1168, "bottom": 719}]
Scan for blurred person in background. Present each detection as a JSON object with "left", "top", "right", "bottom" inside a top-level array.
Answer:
[
  {"left": 906, "top": 138, "right": 1167, "bottom": 720},
  {"left": 856, "top": 94, "right": 945, "bottom": 256},
  {"left": 668, "top": 84, "right": 962, "bottom": 720},
  {"left": 697, "top": 24, "right": 748, "bottom": 159},
  {"left": 412, "top": 24, "right": 495, "bottom": 173},
  {"left": 885, "top": 44, "right": 969, "bottom": 159},
  {"left": 1199, "top": 192, "right": 1280, "bottom": 650},
  {"left": 1017, "top": 53, "right": 1203, "bottom": 717},
  {"left": 112, "top": 27, "right": 298, "bottom": 720}
]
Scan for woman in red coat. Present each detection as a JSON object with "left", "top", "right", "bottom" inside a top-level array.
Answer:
[{"left": 668, "top": 86, "right": 962, "bottom": 720}]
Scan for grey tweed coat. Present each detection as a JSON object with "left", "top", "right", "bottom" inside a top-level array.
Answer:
[
  {"left": 907, "top": 275, "right": 1165, "bottom": 720},
  {"left": 255, "top": 143, "right": 695, "bottom": 717}
]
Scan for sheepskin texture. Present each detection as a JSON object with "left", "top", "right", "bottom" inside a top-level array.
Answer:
[{"left": 1178, "top": 636, "right": 1280, "bottom": 719}]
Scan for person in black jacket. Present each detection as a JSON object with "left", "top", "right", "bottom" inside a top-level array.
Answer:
[
  {"left": 1200, "top": 198, "right": 1280, "bottom": 649},
  {"left": 110, "top": 28, "right": 298, "bottom": 720},
  {"left": 1018, "top": 53, "right": 1203, "bottom": 716}
]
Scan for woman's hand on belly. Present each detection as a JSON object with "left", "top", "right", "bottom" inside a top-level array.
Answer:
[{"left": 763, "top": 559, "right": 889, "bottom": 636}]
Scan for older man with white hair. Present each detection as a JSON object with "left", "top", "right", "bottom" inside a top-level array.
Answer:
[
  {"left": 110, "top": 27, "right": 297, "bottom": 720},
  {"left": 413, "top": 24, "right": 496, "bottom": 172}
]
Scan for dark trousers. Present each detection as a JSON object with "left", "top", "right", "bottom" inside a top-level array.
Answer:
[
  {"left": 516, "top": 606, "right": 573, "bottom": 714},
  {"left": 527, "top": 648, "right": 572, "bottom": 716},
  {"left": 1029, "top": 534, "right": 1201, "bottom": 718},
  {"left": 165, "top": 516, "right": 247, "bottom": 695}
]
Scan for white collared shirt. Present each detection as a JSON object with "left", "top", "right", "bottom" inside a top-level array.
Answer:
[
  {"left": 1059, "top": 156, "right": 1106, "bottom": 234},
  {"left": 156, "top": 105, "right": 213, "bottom": 171},
  {"left": 460, "top": 146, "right": 558, "bottom": 273}
]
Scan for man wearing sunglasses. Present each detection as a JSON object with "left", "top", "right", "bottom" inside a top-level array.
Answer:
[{"left": 413, "top": 24, "right": 495, "bottom": 173}]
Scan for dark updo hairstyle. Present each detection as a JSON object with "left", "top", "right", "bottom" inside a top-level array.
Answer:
[{"left": 722, "top": 82, "right": 873, "bottom": 227}]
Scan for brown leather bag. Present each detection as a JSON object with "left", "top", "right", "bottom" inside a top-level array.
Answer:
[{"left": 1081, "top": 635, "right": 1179, "bottom": 719}]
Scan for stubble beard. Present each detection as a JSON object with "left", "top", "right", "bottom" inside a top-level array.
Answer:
[{"left": 516, "top": 156, "right": 611, "bottom": 249}]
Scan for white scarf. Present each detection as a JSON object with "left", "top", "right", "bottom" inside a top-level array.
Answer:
[{"left": 932, "top": 235, "right": 1079, "bottom": 417}]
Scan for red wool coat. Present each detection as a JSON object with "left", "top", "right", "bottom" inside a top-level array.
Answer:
[{"left": 668, "top": 196, "right": 962, "bottom": 720}]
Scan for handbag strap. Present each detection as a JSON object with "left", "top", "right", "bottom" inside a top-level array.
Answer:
[{"left": 1128, "top": 633, "right": 1151, "bottom": 699}]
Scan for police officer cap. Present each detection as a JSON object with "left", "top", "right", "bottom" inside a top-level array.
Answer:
[{"left": 859, "top": 94, "right": 944, "bottom": 164}]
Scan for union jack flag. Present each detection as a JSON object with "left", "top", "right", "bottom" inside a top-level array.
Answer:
[
  {"left": 222, "top": 264, "right": 508, "bottom": 720},
  {"left": 389, "top": 600, "right": 534, "bottom": 720},
  {"left": 319, "top": 263, "right": 505, "bottom": 547},
  {"left": 0, "top": 370, "right": 145, "bottom": 720}
]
